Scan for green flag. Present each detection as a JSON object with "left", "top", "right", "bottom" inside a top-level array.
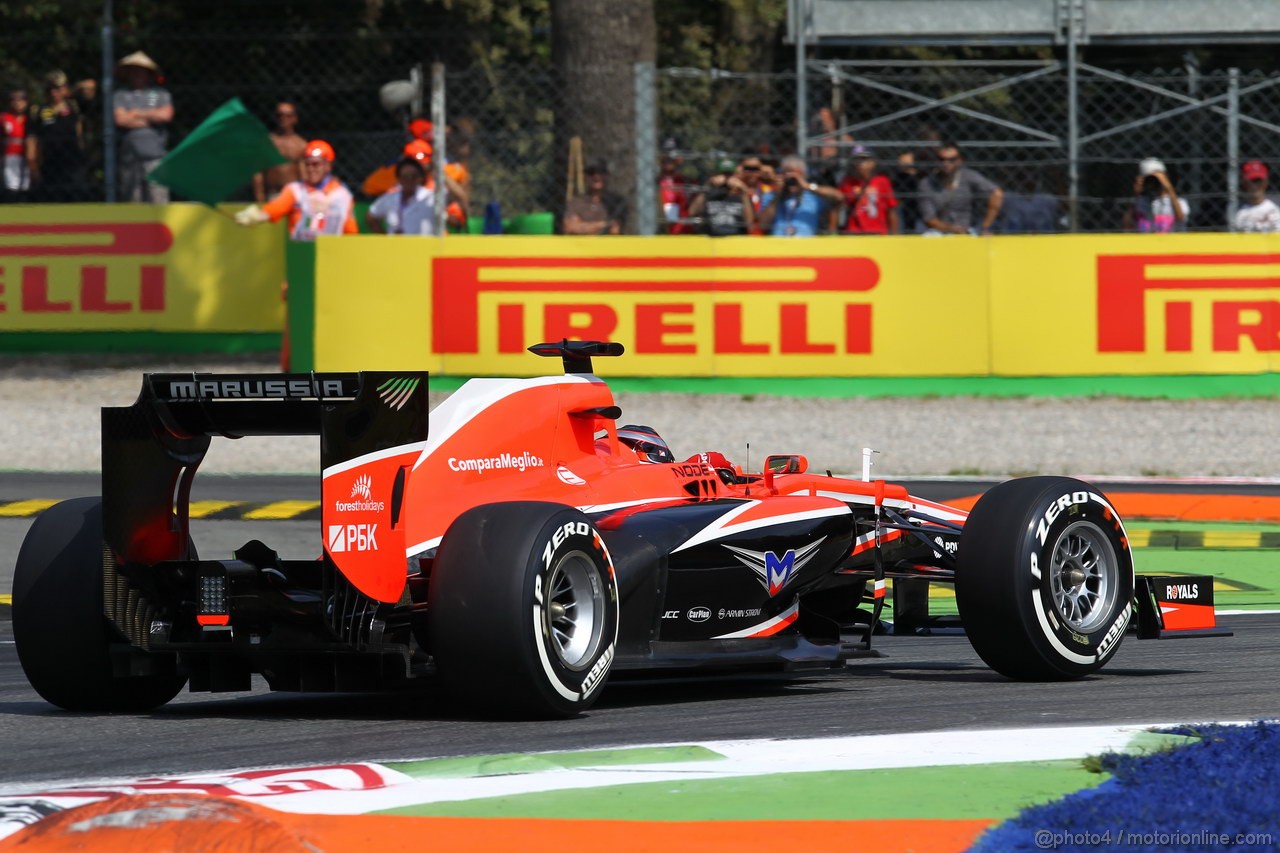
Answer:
[{"left": 150, "top": 98, "right": 286, "bottom": 205}]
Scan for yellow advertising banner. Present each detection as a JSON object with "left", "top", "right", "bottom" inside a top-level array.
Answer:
[
  {"left": 314, "top": 232, "right": 1280, "bottom": 376},
  {"left": 990, "top": 233, "right": 1280, "bottom": 374},
  {"left": 314, "top": 235, "right": 991, "bottom": 376},
  {"left": 0, "top": 204, "right": 284, "bottom": 333}
]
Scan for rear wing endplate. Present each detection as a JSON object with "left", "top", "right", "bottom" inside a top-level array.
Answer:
[{"left": 101, "top": 371, "right": 429, "bottom": 565}]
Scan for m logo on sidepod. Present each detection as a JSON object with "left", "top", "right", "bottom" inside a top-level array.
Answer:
[{"left": 723, "top": 538, "right": 826, "bottom": 596}]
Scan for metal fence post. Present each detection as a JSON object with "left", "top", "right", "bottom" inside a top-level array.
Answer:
[
  {"left": 794, "top": 0, "right": 808, "bottom": 161},
  {"left": 1066, "top": 43, "right": 1079, "bottom": 231},
  {"left": 634, "top": 61, "right": 657, "bottom": 236},
  {"left": 431, "top": 62, "right": 446, "bottom": 236},
  {"left": 1227, "top": 67, "right": 1240, "bottom": 230},
  {"left": 102, "top": 0, "right": 116, "bottom": 202}
]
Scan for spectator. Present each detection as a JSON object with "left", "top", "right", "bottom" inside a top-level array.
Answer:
[
  {"left": 362, "top": 117, "right": 470, "bottom": 205},
  {"left": 253, "top": 100, "right": 306, "bottom": 203},
  {"left": 999, "top": 171, "right": 1060, "bottom": 234},
  {"left": 919, "top": 141, "right": 1004, "bottom": 235},
  {"left": 401, "top": 139, "right": 468, "bottom": 230},
  {"left": 1234, "top": 160, "right": 1280, "bottom": 233},
  {"left": 2, "top": 87, "right": 31, "bottom": 202},
  {"left": 563, "top": 162, "right": 627, "bottom": 235},
  {"left": 737, "top": 155, "right": 774, "bottom": 232},
  {"left": 1123, "top": 157, "right": 1188, "bottom": 233},
  {"left": 757, "top": 155, "right": 842, "bottom": 237},
  {"left": 113, "top": 51, "right": 173, "bottom": 203},
  {"left": 27, "top": 71, "right": 90, "bottom": 202},
  {"left": 838, "top": 145, "right": 899, "bottom": 235},
  {"left": 891, "top": 151, "right": 923, "bottom": 233},
  {"left": 366, "top": 156, "right": 437, "bottom": 235},
  {"left": 658, "top": 142, "right": 692, "bottom": 234},
  {"left": 688, "top": 157, "right": 754, "bottom": 236}
]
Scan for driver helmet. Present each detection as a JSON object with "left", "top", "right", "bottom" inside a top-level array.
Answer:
[{"left": 617, "top": 424, "right": 675, "bottom": 464}]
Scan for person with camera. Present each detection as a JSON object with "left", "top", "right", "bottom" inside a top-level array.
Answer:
[
  {"left": 688, "top": 157, "right": 755, "bottom": 236},
  {"left": 757, "top": 155, "right": 842, "bottom": 237},
  {"left": 1123, "top": 157, "right": 1188, "bottom": 233},
  {"left": 838, "top": 145, "right": 899, "bottom": 234}
]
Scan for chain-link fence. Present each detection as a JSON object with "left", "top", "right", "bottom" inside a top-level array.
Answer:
[
  {"left": 657, "top": 61, "right": 1280, "bottom": 233},
  {"left": 6, "top": 19, "right": 1280, "bottom": 233}
]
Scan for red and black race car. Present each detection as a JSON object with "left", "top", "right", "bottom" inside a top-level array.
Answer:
[{"left": 13, "top": 341, "right": 1227, "bottom": 717}]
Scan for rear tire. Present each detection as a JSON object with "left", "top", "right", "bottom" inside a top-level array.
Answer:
[
  {"left": 427, "top": 502, "right": 619, "bottom": 718},
  {"left": 13, "top": 497, "right": 187, "bottom": 711},
  {"left": 955, "top": 477, "right": 1134, "bottom": 680}
]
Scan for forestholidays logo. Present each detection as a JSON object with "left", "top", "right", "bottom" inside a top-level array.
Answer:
[
  {"left": 723, "top": 537, "right": 827, "bottom": 596},
  {"left": 448, "top": 452, "right": 545, "bottom": 474},
  {"left": 378, "top": 377, "right": 420, "bottom": 410},
  {"left": 351, "top": 474, "right": 372, "bottom": 500},
  {"left": 334, "top": 474, "right": 384, "bottom": 513}
]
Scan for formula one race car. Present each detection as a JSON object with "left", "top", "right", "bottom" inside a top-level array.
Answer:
[{"left": 13, "top": 341, "right": 1228, "bottom": 717}]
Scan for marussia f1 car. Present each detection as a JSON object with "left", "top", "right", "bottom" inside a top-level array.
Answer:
[{"left": 14, "top": 341, "right": 1228, "bottom": 717}]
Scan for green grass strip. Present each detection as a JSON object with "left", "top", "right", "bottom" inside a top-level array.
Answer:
[
  {"left": 387, "top": 745, "right": 724, "bottom": 778},
  {"left": 426, "top": 374, "right": 1280, "bottom": 399},
  {"left": 378, "top": 759, "right": 1105, "bottom": 821}
]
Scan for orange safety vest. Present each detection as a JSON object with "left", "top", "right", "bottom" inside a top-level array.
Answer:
[{"left": 264, "top": 176, "right": 357, "bottom": 241}]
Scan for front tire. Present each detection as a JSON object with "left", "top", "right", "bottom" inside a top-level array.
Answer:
[
  {"left": 13, "top": 497, "right": 188, "bottom": 711},
  {"left": 427, "top": 502, "right": 619, "bottom": 717},
  {"left": 955, "top": 477, "right": 1134, "bottom": 680}
]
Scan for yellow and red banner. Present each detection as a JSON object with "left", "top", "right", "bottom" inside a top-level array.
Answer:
[
  {"left": 0, "top": 204, "right": 284, "bottom": 334},
  {"left": 315, "top": 235, "right": 989, "bottom": 375},
  {"left": 314, "top": 233, "right": 1280, "bottom": 376}
]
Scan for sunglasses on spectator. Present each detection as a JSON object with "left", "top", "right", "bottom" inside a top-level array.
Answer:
[
  {"left": 276, "top": 110, "right": 296, "bottom": 117},
  {"left": 939, "top": 155, "right": 961, "bottom": 163}
]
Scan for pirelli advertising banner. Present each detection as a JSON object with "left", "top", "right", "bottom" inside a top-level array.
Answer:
[
  {"left": 0, "top": 204, "right": 284, "bottom": 345},
  {"left": 313, "top": 233, "right": 1280, "bottom": 376},
  {"left": 991, "top": 233, "right": 1280, "bottom": 374},
  {"left": 314, "top": 235, "right": 990, "bottom": 376}
]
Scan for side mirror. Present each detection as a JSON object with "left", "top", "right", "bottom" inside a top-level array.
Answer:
[{"left": 764, "top": 454, "right": 808, "bottom": 475}]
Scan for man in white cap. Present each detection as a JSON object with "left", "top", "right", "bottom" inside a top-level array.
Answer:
[
  {"left": 1124, "top": 157, "right": 1187, "bottom": 233},
  {"left": 113, "top": 50, "right": 173, "bottom": 203}
]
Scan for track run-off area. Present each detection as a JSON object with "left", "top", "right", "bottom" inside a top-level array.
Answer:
[{"left": 1, "top": 475, "right": 1278, "bottom": 850}]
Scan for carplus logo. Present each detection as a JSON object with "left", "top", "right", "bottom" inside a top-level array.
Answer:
[
  {"left": 430, "top": 256, "right": 879, "bottom": 357},
  {"left": 377, "top": 377, "right": 420, "bottom": 410},
  {"left": 351, "top": 474, "right": 372, "bottom": 500},
  {"left": 723, "top": 537, "right": 827, "bottom": 597},
  {"left": 1097, "top": 253, "right": 1280, "bottom": 353}
]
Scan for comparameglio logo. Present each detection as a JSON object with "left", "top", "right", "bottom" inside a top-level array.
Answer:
[
  {"left": 723, "top": 537, "right": 827, "bottom": 597},
  {"left": 448, "top": 451, "right": 545, "bottom": 474},
  {"left": 378, "top": 377, "right": 420, "bottom": 411}
]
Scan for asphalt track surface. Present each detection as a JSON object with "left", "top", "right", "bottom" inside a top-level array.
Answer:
[{"left": 0, "top": 474, "right": 1276, "bottom": 789}]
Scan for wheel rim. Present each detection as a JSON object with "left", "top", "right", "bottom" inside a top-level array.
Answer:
[
  {"left": 544, "top": 550, "right": 605, "bottom": 670},
  {"left": 1049, "top": 520, "right": 1119, "bottom": 633}
]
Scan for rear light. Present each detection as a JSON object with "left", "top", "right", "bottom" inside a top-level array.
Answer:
[{"left": 197, "top": 571, "right": 230, "bottom": 627}]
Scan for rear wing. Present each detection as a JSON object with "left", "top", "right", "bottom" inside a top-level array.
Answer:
[{"left": 101, "top": 372, "right": 429, "bottom": 565}]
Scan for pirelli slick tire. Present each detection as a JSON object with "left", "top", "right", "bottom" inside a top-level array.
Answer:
[
  {"left": 955, "top": 477, "right": 1134, "bottom": 681},
  {"left": 428, "top": 502, "right": 619, "bottom": 718},
  {"left": 13, "top": 497, "right": 188, "bottom": 711}
]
